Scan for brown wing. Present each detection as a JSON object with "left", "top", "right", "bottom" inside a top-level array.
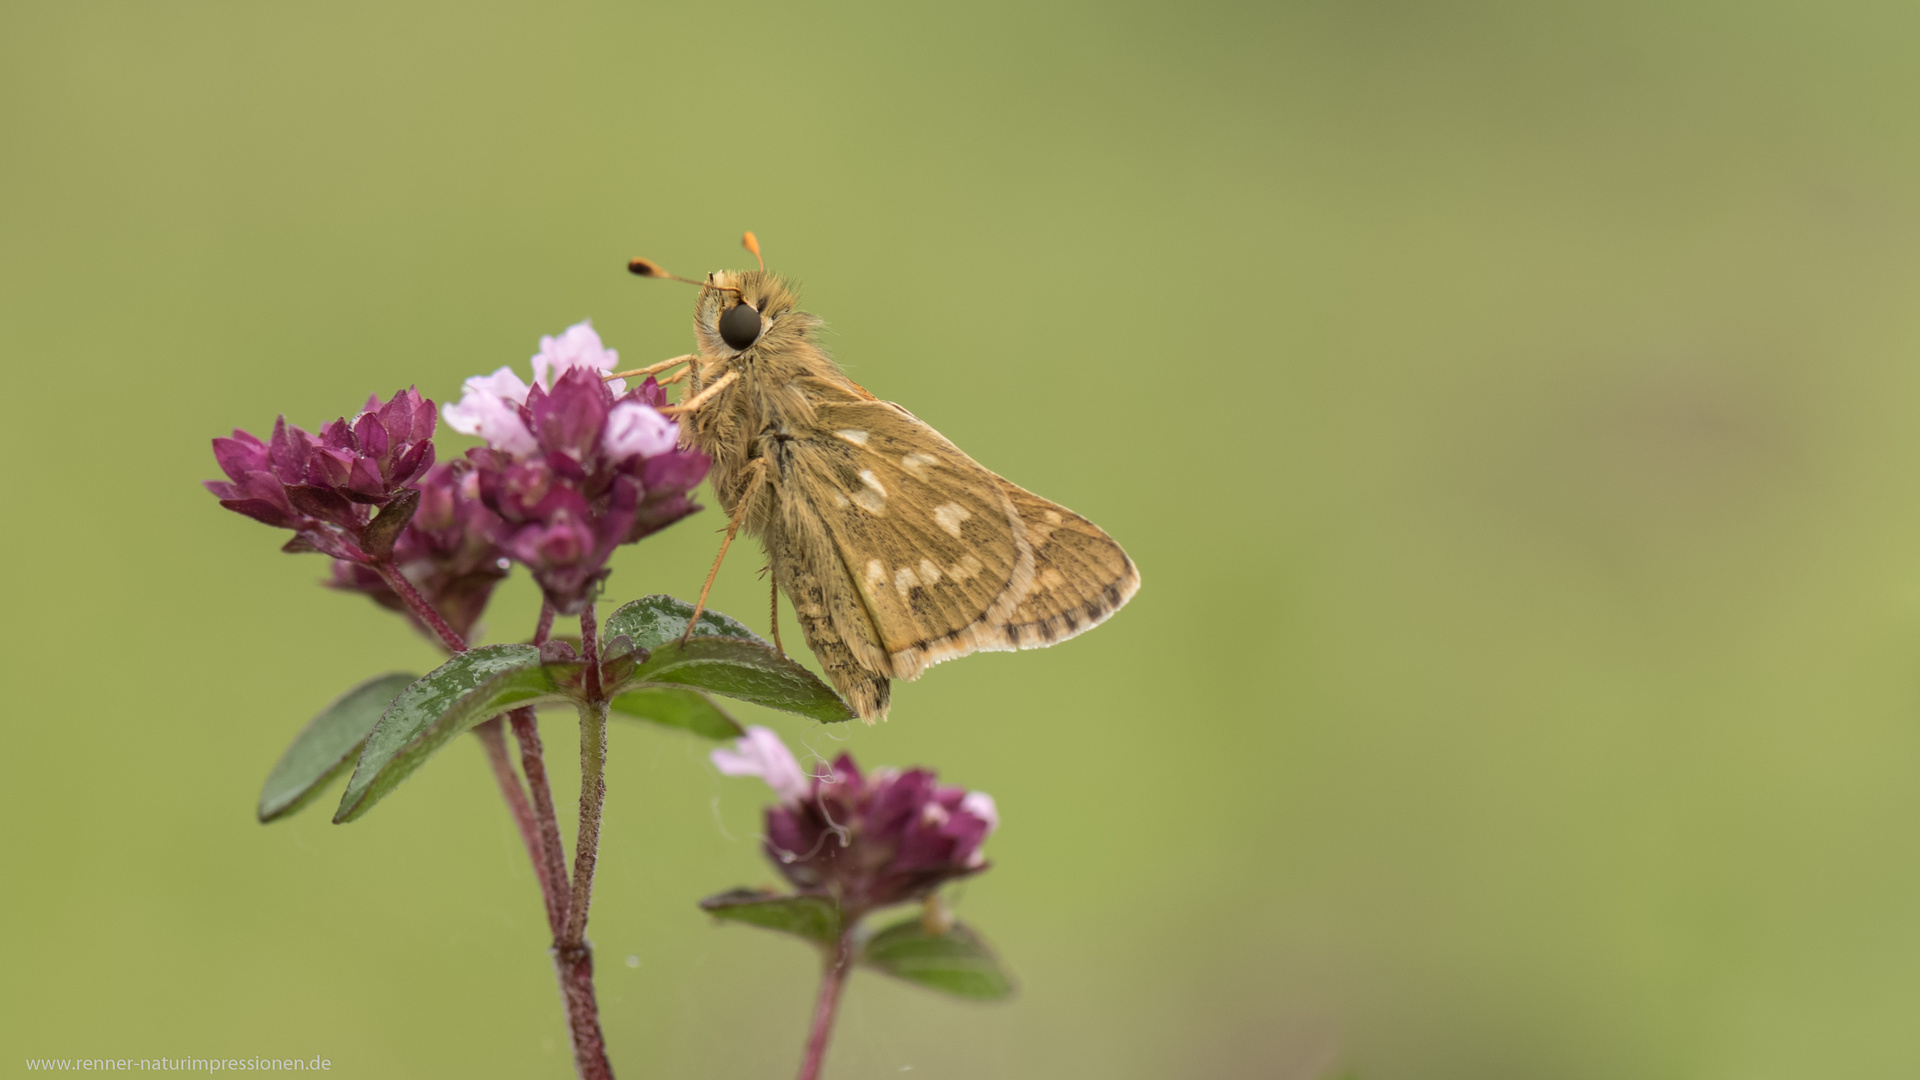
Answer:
[
  {"left": 777, "top": 400, "right": 1135, "bottom": 682},
  {"left": 993, "top": 479, "right": 1140, "bottom": 650},
  {"left": 762, "top": 490, "right": 895, "bottom": 722},
  {"left": 777, "top": 400, "right": 1033, "bottom": 681}
]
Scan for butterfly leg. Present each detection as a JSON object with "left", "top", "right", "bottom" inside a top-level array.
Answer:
[
  {"left": 661, "top": 369, "right": 738, "bottom": 416},
  {"left": 601, "top": 353, "right": 696, "bottom": 384},
  {"left": 769, "top": 576, "right": 786, "bottom": 657},
  {"left": 682, "top": 456, "right": 769, "bottom": 642},
  {"left": 683, "top": 515, "right": 738, "bottom": 644}
]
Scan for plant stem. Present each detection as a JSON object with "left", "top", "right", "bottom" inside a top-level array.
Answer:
[
  {"left": 367, "top": 561, "right": 554, "bottom": 905},
  {"left": 567, "top": 606, "right": 608, "bottom": 944},
  {"left": 558, "top": 941, "right": 613, "bottom": 1080},
  {"left": 474, "top": 717, "right": 550, "bottom": 898},
  {"left": 511, "top": 707, "right": 571, "bottom": 941},
  {"left": 368, "top": 562, "right": 557, "bottom": 918},
  {"left": 370, "top": 560, "right": 466, "bottom": 653},
  {"left": 579, "top": 602, "right": 603, "bottom": 702},
  {"left": 557, "top": 602, "right": 614, "bottom": 1080},
  {"left": 565, "top": 695, "right": 609, "bottom": 946},
  {"left": 797, "top": 931, "right": 855, "bottom": 1080},
  {"left": 369, "top": 573, "right": 609, "bottom": 1076}
]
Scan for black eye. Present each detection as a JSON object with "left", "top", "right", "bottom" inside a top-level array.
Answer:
[{"left": 719, "top": 302, "right": 762, "bottom": 350}]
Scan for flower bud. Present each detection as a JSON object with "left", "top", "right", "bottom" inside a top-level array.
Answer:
[
  {"left": 205, "top": 388, "right": 437, "bottom": 564},
  {"left": 713, "top": 728, "right": 998, "bottom": 916}
]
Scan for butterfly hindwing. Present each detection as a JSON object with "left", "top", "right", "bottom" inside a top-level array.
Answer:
[{"left": 763, "top": 493, "right": 894, "bottom": 720}]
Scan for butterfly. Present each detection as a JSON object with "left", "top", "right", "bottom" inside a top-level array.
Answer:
[{"left": 613, "top": 234, "right": 1139, "bottom": 721}]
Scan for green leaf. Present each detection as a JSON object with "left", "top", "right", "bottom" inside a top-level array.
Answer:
[
  {"left": 602, "top": 594, "right": 853, "bottom": 722},
  {"left": 858, "top": 917, "right": 1016, "bottom": 1000},
  {"left": 602, "top": 594, "right": 765, "bottom": 652},
  {"left": 334, "top": 645, "right": 578, "bottom": 823},
  {"left": 698, "top": 889, "right": 842, "bottom": 946},
  {"left": 258, "top": 672, "right": 417, "bottom": 823},
  {"left": 621, "top": 637, "right": 854, "bottom": 723},
  {"left": 608, "top": 686, "right": 744, "bottom": 740}
]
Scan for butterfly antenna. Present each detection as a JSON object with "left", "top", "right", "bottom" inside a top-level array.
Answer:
[
  {"left": 742, "top": 231, "right": 765, "bottom": 272},
  {"left": 627, "top": 256, "right": 741, "bottom": 294}
]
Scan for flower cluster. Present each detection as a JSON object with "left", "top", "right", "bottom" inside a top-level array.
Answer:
[
  {"left": 327, "top": 460, "right": 508, "bottom": 640},
  {"left": 443, "top": 321, "right": 709, "bottom": 615},
  {"left": 713, "top": 728, "right": 999, "bottom": 916},
  {"left": 205, "top": 388, "right": 436, "bottom": 563}
]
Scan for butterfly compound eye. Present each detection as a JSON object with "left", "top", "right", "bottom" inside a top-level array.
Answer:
[{"left": 719, "top": 302, "right": 762, "bottom": 350}]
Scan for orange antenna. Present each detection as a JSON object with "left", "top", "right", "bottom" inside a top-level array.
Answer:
[
  {"left": 627, "top": 256, "right": 741, "bottom": 293},
  {"left": 742, "top": 231, "right": 765, "bottom": 272}
]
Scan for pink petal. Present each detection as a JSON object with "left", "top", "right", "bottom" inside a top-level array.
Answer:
[
  {"left": 532, "top": 319, "right": 620, "bottom": 390},
  {"left": 711, "top": 726, "right": 810, "bottom": 805},
  {"left": 603, "top": 401, "right": 679, "bottom": 460},
  {"left": 960, "top": 791, "right": 998, "bottom": 836}
]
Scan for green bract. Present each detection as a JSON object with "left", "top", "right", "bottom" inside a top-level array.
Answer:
[
  {"left": 335, "top": 645, "right": 571, "bottom": 823},
  {"left": 699, "top": 889, "right": 844, "bottom": 947},
  {"left": 251, "top": 596, "right": 853, "bottom": 824},
  {"left": 697, "top": 886, "right": 1018, "bottom": 1003},
  {"left": 858, "top": 917, "right": 1016, "bottom": 1001},
  {"left": 258, "top": 672, "right": 418, "bottom": 823}
]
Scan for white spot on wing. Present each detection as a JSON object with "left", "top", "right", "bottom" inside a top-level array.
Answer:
[
  {"left": 933, "top": 503, "right": 971, "bottom": 538},
  {"left": 1044, "top": 510, "right": 1063, "bottom": 525},
  {"left": 832, "top": 491, "right": 850, "bottom": 508},
  {"left": 902, "top": 453, "right": 937, "bottom": 476},
  {"left": 894, "top": 566, "right": 919, "bottom": 597},
  {"left": 859, "top": 470, "right": 886, "bottom": 495},
  {"left": 866, "top": 560, "right": 886, "bottom": 591},
  {"left": 852, "top": 488, "right": 886, "bottom": 514},
  {"left": 918, "top": 559, "right": 941, "bottom": 584},
  {"left": 835, "top": 429, "right": 869, "bottom": 445},
  {"left": 949, "top": 554, "right": 985, "bottom": 581}
]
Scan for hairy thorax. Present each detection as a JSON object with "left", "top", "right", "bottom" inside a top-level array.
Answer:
[{"left": 683, "top": 273, "right": 863, "bottom": 540}]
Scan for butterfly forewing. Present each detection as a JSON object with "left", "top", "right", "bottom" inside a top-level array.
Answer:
[{"left": 781, "top": 400, "right": 1038, "bottom": 678}]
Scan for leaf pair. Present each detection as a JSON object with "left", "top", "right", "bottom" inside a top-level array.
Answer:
[
  {"left": 257, "top": 595, "right": 854, "bottom": 824},
  {"left": 699, "top": 890, "right": 1015, "bottom": 1001}
]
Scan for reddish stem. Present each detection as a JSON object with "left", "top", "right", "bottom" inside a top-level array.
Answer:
[
  {"left": 559, "top": 943, "right": 614, "bottom": 1080},
  {"left": 370, "top": 560, "right": 466, "bottom": 653},
  {"left": 566, "top": 605, "right": 608, "bottom": 946},
  {"left": 797, "top": 932, "right": 854, "bottom": 1080},
  {"left": 474, "top": 718, "right": 551, "bottom": 902},
  {"left": 579, "top": 603, "right": 604, "bottom": 702},
  {"left": 368, "top": 573, "right": 611, "bottom": 1078},
  {"left": 366, "top": 562, "right": 557, "bottom": 919},
  {"left": 550, "top": 602, "right": 615, "bottom": 1080},
  {"left": 511, "top": 707, "right": 572, "bottom": 941}
]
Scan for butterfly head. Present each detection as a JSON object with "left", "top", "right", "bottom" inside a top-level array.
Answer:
[
  {"left": 627, "top": 232, "right": 804, "bottom": 357},
  {"left": 692, "top": 269, "right": 799, "bottom": 355}
]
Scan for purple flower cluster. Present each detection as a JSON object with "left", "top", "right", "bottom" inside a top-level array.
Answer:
[
  {"left": 443, "top": 321, "right": 709, "bottom": 615},
  {"left": 713, "top": 728, "right": 999, "bottom": 916},
  {"left": 208, "top": 321, "right": 709, "bottom": 637},
  {"left": 206, "top": 388, "right": 436, "bottom": 564},
  {"left": 328, "top": 460, "right": 508, "bottom": 640}
]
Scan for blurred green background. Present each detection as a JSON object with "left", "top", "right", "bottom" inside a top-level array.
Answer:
[{"left": 9, "top": 1, "right": 1920, "bottom": 1076}]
